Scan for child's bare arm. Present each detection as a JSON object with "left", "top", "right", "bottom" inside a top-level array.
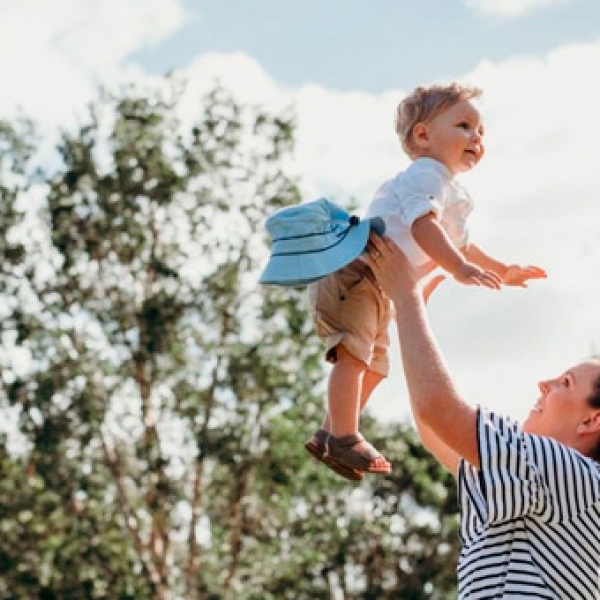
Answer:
[
  {"left": 411, "top": 213, "right": 501, "bottom": 289},
  {"left": 465, "top": 243, "right": 547, "bottom": 287}
]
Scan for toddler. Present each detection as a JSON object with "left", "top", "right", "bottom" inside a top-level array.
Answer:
[{"left": 305, "top": 82, "right": 546, "bottom": 481}]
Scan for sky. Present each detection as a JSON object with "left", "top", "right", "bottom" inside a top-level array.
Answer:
[{"left": 2, "top": 0, "right": 600, "bottom": 427}]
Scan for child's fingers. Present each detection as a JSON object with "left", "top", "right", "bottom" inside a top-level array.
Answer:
[
  {"left": 477, "top": 271, "right": 502, "bottom": 290},
  {"left": 509, "top": 265, "right": 547, "bottom": 280},
  {"left": 526, "top": 267, "right": 547, "bottom": 279}
]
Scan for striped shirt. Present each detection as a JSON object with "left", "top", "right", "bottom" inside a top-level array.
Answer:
[{"left": 458, "top": 408, "right": 600, "bottom": 599}]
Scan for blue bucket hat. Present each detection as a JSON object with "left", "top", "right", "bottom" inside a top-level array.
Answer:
[{"left": 259, "top": 197, "right": 385, "bottom": 286}]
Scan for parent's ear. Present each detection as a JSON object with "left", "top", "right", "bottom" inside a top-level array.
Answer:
[{"left": 577, "top": 410, "right": 600, "bottom": 435}]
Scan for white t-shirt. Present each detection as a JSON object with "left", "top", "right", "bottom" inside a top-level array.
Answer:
[
  {"left": 458, "top": 408, "right": 600, "bottom": 599},
  {"left": 365, "top": 157, "right": 473, "bottom": 268}
]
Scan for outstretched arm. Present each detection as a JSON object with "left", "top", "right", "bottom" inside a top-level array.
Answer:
[
  {"left": 412, "top": 214, "right": 501, "bottom": 289},
  {"left": 366, "top": 234, "right": 481, "bottom": 475}
]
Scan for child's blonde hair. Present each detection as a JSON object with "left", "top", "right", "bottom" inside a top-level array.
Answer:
[{"left": 396, "top": 82, "right": 483, "bottom": 159}]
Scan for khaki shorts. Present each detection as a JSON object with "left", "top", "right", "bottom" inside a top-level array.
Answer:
[{"left": 308, "top": 260, "right": 391, "bottom": 376}]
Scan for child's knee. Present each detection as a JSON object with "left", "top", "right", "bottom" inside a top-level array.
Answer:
[{"left": 335, "top": 344, "right": 365, "bottom": 367}]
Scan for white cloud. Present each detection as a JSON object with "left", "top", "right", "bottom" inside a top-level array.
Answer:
[
  {"left": 180, "top": 54, "right": 406, "bottom": 202},
  {"left": 464, "top": 0, "right": 573, "bottom": 18},
  {"left": 2, "top": 3, "right": 599, "bottom": 428},
  {"left": 152, "top": 45, "right": 600, "bottom": 422},
  {"left": 182, "top": 52, "right": 290, "bottom": 110},
  {"left": 0, "top": 0, "right": 185, "bottom": 126},
  {"left": 294, "top": 85, "right": 404, "bottom": 201}
]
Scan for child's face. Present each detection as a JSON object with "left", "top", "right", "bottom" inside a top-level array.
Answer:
[{"left": 413, "top": 99, "right": 485, "bottom": 174}]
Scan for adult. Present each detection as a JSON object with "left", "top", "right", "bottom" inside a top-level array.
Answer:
[{"left": 366, "top": 234, "right": 600, "bottom": 599}]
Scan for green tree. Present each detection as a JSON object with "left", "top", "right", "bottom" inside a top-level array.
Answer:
[{"left": 0, "top": 81, "right": 460, "bottom": 600}]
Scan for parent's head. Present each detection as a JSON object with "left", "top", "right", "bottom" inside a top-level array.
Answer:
[{"left": 523, "top": 360, "right": 600, "bottom": 462}]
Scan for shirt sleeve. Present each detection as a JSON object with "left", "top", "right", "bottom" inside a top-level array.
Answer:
[
  {"left": 459, "top": 408, "right": 600, "bottom": 526},
  {"left": 396, "top": 164, "right": 445, "bottom": 226}
]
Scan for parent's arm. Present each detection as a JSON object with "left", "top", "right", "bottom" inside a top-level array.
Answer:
[
  {"left": 414, "top": 421, "right": 462, "bottom": 475},
  {"left": 367, "top": 235, "right": 481, "bottom": 474}
]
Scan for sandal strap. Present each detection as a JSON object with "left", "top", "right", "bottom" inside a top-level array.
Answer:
[
  {"left": 327, "top": 433, "right": 383, "bottom": 461},
  {"left": 329, "top": 433, "right": 365, "bottom": 450},
  {"left": 310, "top": 428, "right": 329, "bottom": 448},
  {"left": 325, "top": 433, "right": 390, "bottom": 473}
]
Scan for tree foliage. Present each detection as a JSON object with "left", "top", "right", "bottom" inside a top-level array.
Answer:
[{"left": 0, "top": 80, "right": 459, "bottom": 599}]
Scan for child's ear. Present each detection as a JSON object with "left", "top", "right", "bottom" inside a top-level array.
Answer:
[{"left": 412, "top": 122, "right": 429, "bottom": 148}]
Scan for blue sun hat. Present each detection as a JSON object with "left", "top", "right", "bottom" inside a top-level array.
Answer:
[{"left": 259, "top": 197, "right": 385, "bottom": 286}]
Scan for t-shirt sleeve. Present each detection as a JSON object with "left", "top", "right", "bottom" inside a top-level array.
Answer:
[
  {"left": 459, "top": 408, "right": 600, "bottom": 526},
  {"left": 396, "top": 165, "right": 445, "bottom": 226}
]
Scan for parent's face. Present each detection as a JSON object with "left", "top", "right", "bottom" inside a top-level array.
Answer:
[{"left": 523, "top": 361, "right": 600, "bottom": 451}]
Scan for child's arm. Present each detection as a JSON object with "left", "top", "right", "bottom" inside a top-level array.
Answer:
[
  {"left": 411, "top": 213, "right": 502, "bottom": 289},
  {"left": 465, "top": 243, "right": 547, "bottom": 287}
]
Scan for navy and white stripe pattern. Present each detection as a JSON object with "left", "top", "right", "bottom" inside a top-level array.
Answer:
[{"left": 458, "top": 408, "right": 600, "bottom": 599}]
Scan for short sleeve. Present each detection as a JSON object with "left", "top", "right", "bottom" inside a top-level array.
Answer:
[
  {"left": 460, "top": 408, "right": 600, "bottom": 527},
  {"left": 397, "top": 164, "right": 445, "bottom": 226}
]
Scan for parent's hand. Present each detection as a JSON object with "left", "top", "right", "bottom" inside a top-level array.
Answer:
[
  {"left": 364, "top": 234, "right": 422, "bottom": 303},
  {"left": 422, "top": 274, "right": 446, "bottom": 304}
]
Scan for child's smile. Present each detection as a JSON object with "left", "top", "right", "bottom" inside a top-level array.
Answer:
[{"left": 416, "top": 99, "right": 485, "bottom": 174}]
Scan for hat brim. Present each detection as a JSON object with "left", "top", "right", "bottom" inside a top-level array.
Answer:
[{"left": 259, "top": 217, "right": 385, "bottom": 286}]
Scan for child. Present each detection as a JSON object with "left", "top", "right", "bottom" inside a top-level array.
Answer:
[{"left": 304, "top": 82, "right": 546, "bottom": 481}]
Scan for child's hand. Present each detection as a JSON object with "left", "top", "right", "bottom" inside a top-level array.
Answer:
[
  {"left": 454, "top": 262, "right": 502, "bottom": 290},
  {"left": 503, "top": 265, "right": 547, "bottom": 287}
]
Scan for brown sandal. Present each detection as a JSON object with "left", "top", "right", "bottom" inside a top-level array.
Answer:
[
  {"left": 325, "top": 433, "right": 391, "bottom": 474},
  {"left": 304, "top": 429, "right": 364, "bottom": 482}
]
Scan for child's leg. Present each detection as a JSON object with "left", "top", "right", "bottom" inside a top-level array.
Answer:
[
  {"left": 306, "top": 345, "right": 368, "bottom": 481},
  {"left": 306, "top": 266, "right": 390, "bottom": 473},
  {"left": 327, "top": 344, "right": 366, "bottom": 437},
  {"left": 320, "top": 363, "right": 383, "bottom": 432},
  {"left": 325, "top": 345, "right": 389, "bottom": 472}
]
